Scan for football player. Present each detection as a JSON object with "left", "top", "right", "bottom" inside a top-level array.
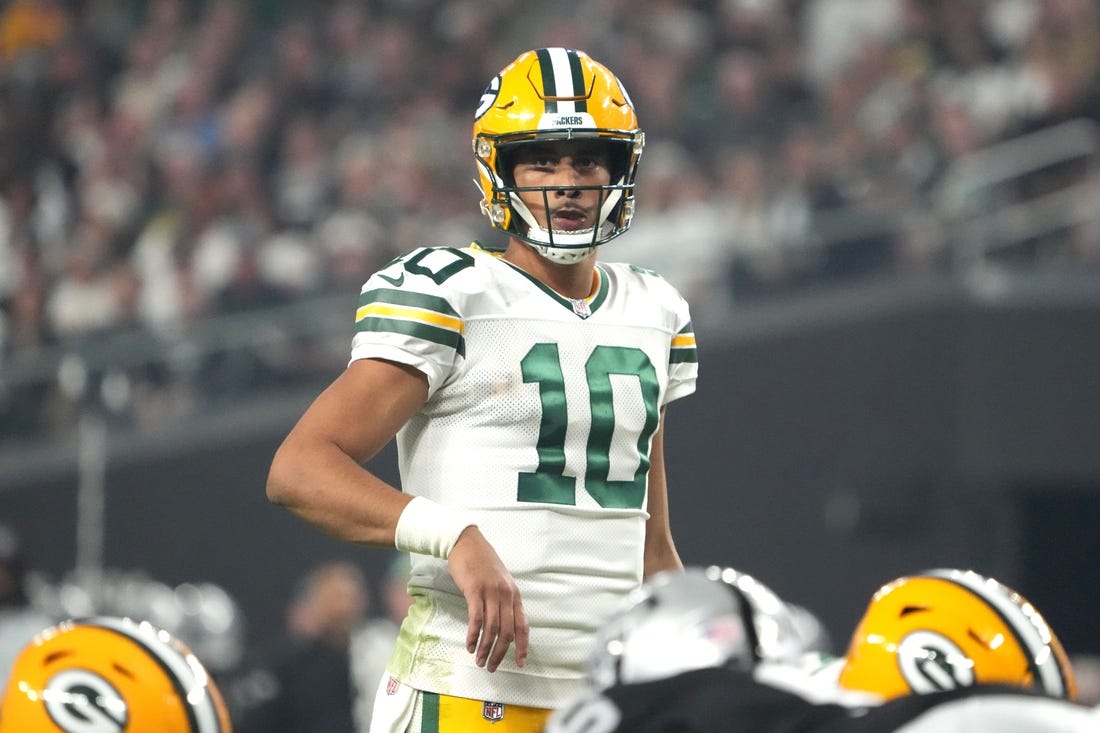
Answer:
[
  {"left": 544, "top": 567, "right": 1098, "bottom": 732},
  {"left": 830, "top": 567, "right": 1077, "bottom": 700},
  {"left": 0, "top": 616, "right": 233, "bottom": 732},
  {"left": 584, "top": 565, "right": 817, "bottom": 692},
  {"left": 267, "top": 47, "right": 698, "bottom": 732}
]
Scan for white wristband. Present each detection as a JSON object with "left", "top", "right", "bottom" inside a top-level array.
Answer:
[{"left": 394, "top": 496, "right": 476, "bottom": 559}]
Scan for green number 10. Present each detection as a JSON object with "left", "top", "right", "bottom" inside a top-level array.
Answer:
[{"left": 518, "top": 343, "right": 660, "bottom": 509}]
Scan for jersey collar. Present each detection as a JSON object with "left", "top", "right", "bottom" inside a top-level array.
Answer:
[{"left": 501, "top": 260, "right": 610, "bottom": 319}]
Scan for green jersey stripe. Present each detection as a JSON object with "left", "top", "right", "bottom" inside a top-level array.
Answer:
[
  {"left": 358, "top": 287, "right": 460, "bottom": 317},
  {"left": 670, "top": 349, "right": 698, "bottom": 364},
  {"left": 356, "top": 316, "right": 466, "bottom": 357}
]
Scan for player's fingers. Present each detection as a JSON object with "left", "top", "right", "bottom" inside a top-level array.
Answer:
[
  {"left": 476, "top": 586, "right": 501, "bottom": 668},
  {"left": 512, "top": 590, "right": 529, "bottom": 668},
  {"left": 486, "top": 597, "right": 515, "bottom": 673},
  {"left": 466, "top": 593, "right": 484, "bottom": 655}
]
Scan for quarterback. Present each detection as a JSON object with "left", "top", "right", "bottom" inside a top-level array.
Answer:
[{"left": 267, "top": 47, "right": 698, "bottom": 733}]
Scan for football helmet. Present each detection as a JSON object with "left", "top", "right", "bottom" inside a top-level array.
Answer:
[
  {"left": 837, "top": 568, "right": 1076, "bottom": 700},
  {"left": 473, "top": 47, "right": 645, "bottom": 263},
  {"left": 585, "top": 566, "right": 808, "bottom": 691},
  {"left": 0, "top": 616, "right": 233, "bottom": 732}
]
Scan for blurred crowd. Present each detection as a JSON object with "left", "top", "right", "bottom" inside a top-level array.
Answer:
[
  {"left": 2, "top": 0, "right": 1100, "bottom": 442},
  {"left": 0, "top": 517, "right": 414, "bottom": 730}
]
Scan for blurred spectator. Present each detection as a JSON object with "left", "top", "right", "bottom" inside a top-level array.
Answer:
[
  {"left": 45, "top": 223, "right": 133, "bottom": 340},
  {"left": 315, "top": 133, "right": 392, "bottom": 288},
  {"left": 802, "top": 0, "right": 905, "bottom": 90},
  {"left": 0, "top": 523, "right": 55, "bottom": 691},
  {"left": 237, "top": 560, "right": 368, "bottom": 733},
  {"left": 0, "top": 0, "right": 69, "bottom": 63},
  {"left": 271, "top": 112, "right": 332, "bottom": 228},
  {"left": 717, "top": 147, "right": 800, "bottom": 301},
  {"left": 618, "top": 141, "right": 729, "bottom": 316}
]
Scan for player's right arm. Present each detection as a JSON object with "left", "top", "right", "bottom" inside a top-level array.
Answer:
[
  {"left": 266, "top": 254, "right": 528, "bottom": 672},
  {"left": 266, "top": 356, "right": 426, "bottom": 546}
]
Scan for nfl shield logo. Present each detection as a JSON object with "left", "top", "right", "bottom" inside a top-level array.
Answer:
[
  {"left": 570, "top": 298, "right": 591, "bottom": 318},
  {"left": 482, "top": 701, "right": 505, "bottom": 722},
  {"left": 385, "top": 676, "right": 400, "bottom": 695}
]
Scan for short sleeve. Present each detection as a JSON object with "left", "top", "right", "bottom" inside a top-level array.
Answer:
[{"left": 349, "top": 248, "right": 467, "bottom": 397}]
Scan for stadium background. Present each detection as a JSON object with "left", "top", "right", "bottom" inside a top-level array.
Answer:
[{"left": 1, "top": 0, "right": 1099, "bottom": 707}]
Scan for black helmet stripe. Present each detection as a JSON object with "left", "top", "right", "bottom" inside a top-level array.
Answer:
[
  {"left": 535, "top": 47, "right": 588, "bottom": 115},
  {"left": 565, "top": 49, "right": 588, "bottom": 113},
  {"left": 726, "top": 583, "right": 762, "bottom": 664},
  {"left": 924, "top": 570, "right": 1070, "bottom": 698}
]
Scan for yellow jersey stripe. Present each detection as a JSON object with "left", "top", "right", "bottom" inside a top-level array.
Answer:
[
  {"left": 671, "top": 334, "right": 696, "bottom": 348},
  {"left": 355, "top": 303, "right": 464, "bottom": 333}
]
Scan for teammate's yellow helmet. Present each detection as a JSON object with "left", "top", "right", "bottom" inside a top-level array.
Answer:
[
  {"left": 838, "top": 569, "right": 1076, "bottom": 701},
  {"left": 0, "top": 616, "right": 233, "bottom": 732},
  {"left": 472, "top": 47, "right": 644, "bottom": 262}
]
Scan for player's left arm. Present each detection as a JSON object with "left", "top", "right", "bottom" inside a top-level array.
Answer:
[{"left": 643, "top": 408, "right": 683, "bottom": 577}]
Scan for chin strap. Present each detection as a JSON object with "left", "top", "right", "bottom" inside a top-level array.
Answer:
[
  {"left": 530, "top": 241, "right": 597, "bottom": 264},
  {"left": 506, "top": 183, "right": 624, "bottom": 264}
]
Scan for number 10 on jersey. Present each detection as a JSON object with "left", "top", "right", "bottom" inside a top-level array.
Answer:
[{"left": 518, "top": 342, "right": 660, "bottom": 510}]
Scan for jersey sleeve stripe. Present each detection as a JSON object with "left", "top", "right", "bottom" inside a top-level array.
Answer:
[
  {"left": 356, "top": 303, "right": 464, "bottom": 333},
  {"left": 671, "top": 334, "right": 696, "bottom": 348},
  {"left": 670, "top": 323, "right": 698, "bottom": 364},
  {"left": 356, "top": 316, "right": 466, "bottom": 356},
  {"left": 357, "top": 287, "right": 460, "bottom": 316}
]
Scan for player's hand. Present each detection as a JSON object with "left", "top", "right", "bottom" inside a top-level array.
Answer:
[{"left": 448, "top": 526, "right": 529, "bottom": 672}]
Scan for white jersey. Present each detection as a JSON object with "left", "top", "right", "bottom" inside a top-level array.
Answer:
[{"left": 350, "top": 245, "right": 698, "bottom": 708}]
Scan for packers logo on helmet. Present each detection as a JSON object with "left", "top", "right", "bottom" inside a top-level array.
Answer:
[
  {"left": 472, "top": 47, "right": 645, "bottom": 263},
  {"left": 838, "top": 568, "right": 1076, "bottom": 701},
  {"left": 894, "top": 630, "right": 975, "bottom": 692},
  {"left": 0, "top": 616, "right": 232, "bottom": 733}
]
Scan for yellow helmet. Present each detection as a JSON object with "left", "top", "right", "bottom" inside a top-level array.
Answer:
[
  {"left": 838, "top": 569, "right": 1076, "bottom": 701},
  {"left": 472, "top": 47, "right": 645, "bottom": 263},
  {"left": 0, "top": 616, "right": 233, "bottom": 732}
]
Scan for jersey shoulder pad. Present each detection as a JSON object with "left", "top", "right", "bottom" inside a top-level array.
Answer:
[
  {"left": 366, "top": 246, "right": 488, "bottom": 292},
  {"left": 604, "top": 260, "right": 686, "bottom": 301},
  {"left": 354, "top": 247, "right": 488, "bottom": 344}
]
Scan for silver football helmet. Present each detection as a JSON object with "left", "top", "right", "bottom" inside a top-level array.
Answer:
[{"left": 585, "top": 566, "right": 808, "bottom": 691}]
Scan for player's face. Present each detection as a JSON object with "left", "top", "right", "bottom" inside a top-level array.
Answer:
[{"left": 511, "top": 141, "right": 612, "bottom": 233}]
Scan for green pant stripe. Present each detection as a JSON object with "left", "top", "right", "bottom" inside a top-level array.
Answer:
[{"left": 421, "top": 691, "right": 440, "bottom": 733}]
